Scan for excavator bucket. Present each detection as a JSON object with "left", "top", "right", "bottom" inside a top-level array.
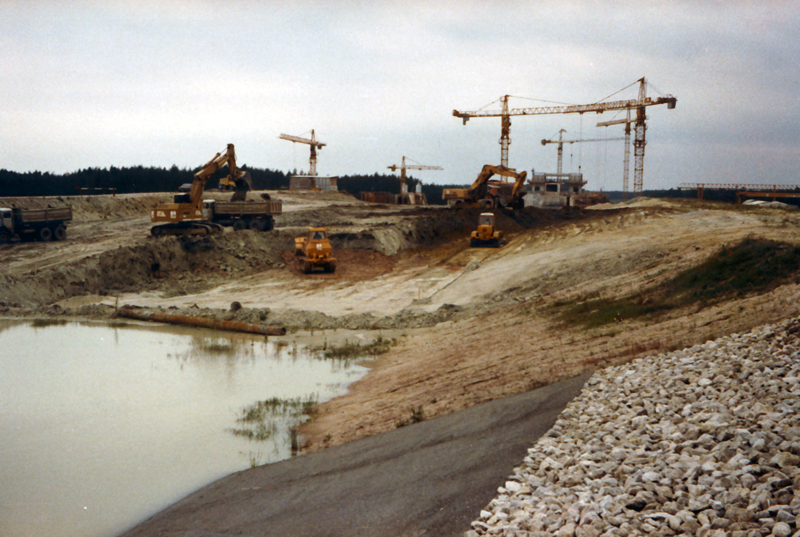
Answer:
[{"left": 230, "top": 171, "right": 252, "bottom": 202}]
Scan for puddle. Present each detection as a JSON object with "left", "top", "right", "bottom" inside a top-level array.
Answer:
[{"left": 0, "top": 319, "right": 368, "bottom": 537}]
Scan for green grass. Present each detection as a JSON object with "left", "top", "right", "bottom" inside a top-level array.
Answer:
[
  {"left": 315, "top": 336, "right": 396, "bottom": 360},
  {"left": 396, "top": 405, "right": 425, "bottom": 428},
  {"left": 555, "top": 238, "right": 800, "bottom": 328},
  {"left": 228, "top": 396, "right": 318, "bottom": 442}
]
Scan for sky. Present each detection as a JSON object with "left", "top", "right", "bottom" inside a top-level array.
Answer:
[{"left": 2, "top": 0, "right": 799, "bottom": 191}]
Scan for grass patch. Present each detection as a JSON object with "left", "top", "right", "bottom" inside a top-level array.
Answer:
[
  {"left": 556, "top": 238, "right": 800, "bottom": 328},
  {"left": 396, "top": 405, "right": 425, "bottom": 428},
  {"left": 229, "top": 396, "right": 317, "bottom": 442},
  {"left": 315, "top": 336, "right": 396, "bottom": 360}
]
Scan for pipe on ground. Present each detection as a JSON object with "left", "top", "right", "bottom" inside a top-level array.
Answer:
[{"left": 117, "top": 307, "right": 286, "bottom": 336}]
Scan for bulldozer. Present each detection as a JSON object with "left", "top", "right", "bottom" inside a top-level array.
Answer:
[
  {"left": 470, "top": 212, "right": 504, "bottom": 248},
  {"left": 295, "top": 227, "right": 337, "bottom": 273}
]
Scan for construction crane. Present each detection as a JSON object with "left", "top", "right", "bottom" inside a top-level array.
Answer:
[
  {"left": 453, "top": 78, "right": 676, "bottom": 194},
  {"left": 596, "top": 110, "right": 635, "bottom": 200},
  {"left": 279, "top": 130, "right": 326, "bottom": 176},
  {"left": 541, "top": 129, "right": 625, "bottom": 175},
  {"left": 387, "top": 156, "right": 443, "bottom": 195}
]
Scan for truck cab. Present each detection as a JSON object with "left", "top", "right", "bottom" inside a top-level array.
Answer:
[{"left": 0, "top": 208, "right": 14, "bottom": 241}]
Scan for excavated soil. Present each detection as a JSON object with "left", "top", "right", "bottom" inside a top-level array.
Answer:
[{"left": 3, "top": 191, "right": 800, "bottom": 455}]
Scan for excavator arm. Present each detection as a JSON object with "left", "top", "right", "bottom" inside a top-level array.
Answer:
[
  {"left": 191, "top": 144, "right": 251, "bottom": 204},
  {"left": 468, "top": 164, "right": 525, "bottom": 199}
]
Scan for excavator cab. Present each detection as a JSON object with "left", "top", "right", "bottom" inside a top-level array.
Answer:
[{"left": 470, "top": 212, "right": 503, "bottom": 248}]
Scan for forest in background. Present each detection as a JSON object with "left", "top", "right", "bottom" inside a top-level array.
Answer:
[
  {"left": 0, "top": 166, "right": 460, "bottom": 205},
  {"left": 2, "top": 166, "right": 798, "bottom": 207}
]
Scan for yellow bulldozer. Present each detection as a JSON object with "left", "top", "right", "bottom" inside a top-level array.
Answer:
[
  {"left": 295, "top": 227, "right": 337, "bottom": 273},
  {"left": 470, "top": 212, "right": 504, "bottom": 248}
]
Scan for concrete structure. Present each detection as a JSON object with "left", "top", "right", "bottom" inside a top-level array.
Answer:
[
  {"left": 524, "top": 172, "right": 586, "bottom": 208},
  {"left": 289, "top": 176, "right": 338, "bottom": 192}
]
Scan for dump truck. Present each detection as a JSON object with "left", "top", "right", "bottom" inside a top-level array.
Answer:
[
  {"left": 0, "top": 205, "right": 73, "bottom": 243},
  {"left": 295, "top": 228, "right": 336, "bottom": 273},
  {"left": 202, "top": 195, "right": 282, "bottom": 232},
  {"left": 470, "top": 212, "right": 503, "bottom": 248}
]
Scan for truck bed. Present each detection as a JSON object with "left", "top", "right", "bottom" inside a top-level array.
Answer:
[
  {"left": 15, "top": 206, "right": 73, "bottom": 223},
  {"left": 212, "top": 200, "right": 282, "bottom": 216}
]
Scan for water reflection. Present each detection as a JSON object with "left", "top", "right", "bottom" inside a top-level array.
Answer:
[{"left": 0, "top": 319, "right": 369, "bottom": 537}]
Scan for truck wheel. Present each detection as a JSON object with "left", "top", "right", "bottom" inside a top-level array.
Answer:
[
  {"left": 470, "top": 238, "right": 477, "bottom": 247},
  {"left": 38, "top": 227, "right": 52, "bottom": 241},
  {"left": 0, "top": 230, "right": 9, "bottom": 243},
  {"left": 249, "top": 219, "right": 262, "bottom": 231},
  {"left": 303, "top": 261, "right": 312, "bottom": 274},
  {"left": 233, "top": 220, "right": 246, "bottom": 231},
  {"left": 54, "top": 226, "right": 67, "bottom": 241},
  {"left": 263, "top": 218, "right": 274, "bottom": 231},
  {"left": 151, "top": 226, "right": 163, "bottom": 237}
]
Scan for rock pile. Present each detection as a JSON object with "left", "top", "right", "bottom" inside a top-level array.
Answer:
[{"left": 468, "top": 317, "right": 800, "bottom": 537}]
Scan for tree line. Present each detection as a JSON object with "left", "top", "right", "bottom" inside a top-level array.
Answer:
[{"left": 0, "top": 167, "right": 459, "bottom": 204}]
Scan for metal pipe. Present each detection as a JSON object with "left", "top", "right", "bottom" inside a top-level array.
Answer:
[{"left": 117, "top": 307, "right": 286, "bottom": 336}]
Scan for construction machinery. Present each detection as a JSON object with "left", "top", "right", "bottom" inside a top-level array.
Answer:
[
  {"left": 387, "top": 156, "right": 443, "bottom": 205},
  {"left": 202, "top": 195, "right": 282, "bottom": 232},
  {"left": 453, "top": 78, "right": 676, "bottom": 195},
  {"left": 279, "top": 130, "right": 325, "bottom": 176},
  {"left": 150, "top": 144, "right": 252, "bottom": 237},
  {"left": 470, "top": 213, "right": 503, "bottom": 248},
  {"left": 443, "top": 165, "right": 528, "bottom": 209},
  {"left": 295, "top": 227, "right": 336, "bottom": 274},
  {"left": 0, "top": 205, "right": 72, "bottom": 243}
]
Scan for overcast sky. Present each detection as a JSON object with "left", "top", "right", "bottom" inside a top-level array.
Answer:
[{"left": 2, "top": 1, "right": 799, "bottom": 191}]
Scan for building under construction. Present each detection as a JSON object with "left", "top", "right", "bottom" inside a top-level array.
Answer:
[{"left": 289, "top": 176, "right": 338, "bottom": 191}]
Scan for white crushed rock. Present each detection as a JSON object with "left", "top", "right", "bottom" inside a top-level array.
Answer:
[{"left": 468, "top": 317, "right": 800, "bottom": 537}]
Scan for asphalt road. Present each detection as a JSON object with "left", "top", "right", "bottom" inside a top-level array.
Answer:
[{"left": 120, "top": 373, "right": 590, "bottom": 537}]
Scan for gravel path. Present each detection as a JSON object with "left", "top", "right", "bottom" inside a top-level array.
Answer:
[{"left": 468, "top": 317, "right": 800, "bottom": 537}]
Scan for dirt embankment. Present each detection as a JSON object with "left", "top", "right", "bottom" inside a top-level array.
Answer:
[{"left": 3, "top": 193, "right": 800, "bottom": 456}]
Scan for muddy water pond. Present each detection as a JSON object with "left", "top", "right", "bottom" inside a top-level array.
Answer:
[{"left": 0, "top": 319, "right": 368, "bottom": 537}]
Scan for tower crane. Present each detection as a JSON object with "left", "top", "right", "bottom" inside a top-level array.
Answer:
[
  {"left": 387, "top": 156, "right": 443, "bottom": 195},
  {"left": 597, "top": 109, "right": 636, "bottom": 199},
  {"left": 540, "top": 129, "right": 625, "bottom": 175},
  {"left": 453, "top": 78, "right": 676, "bottom": 194},
  {"left": 279, "top": 130, "right": 326, "bottom": 176}
]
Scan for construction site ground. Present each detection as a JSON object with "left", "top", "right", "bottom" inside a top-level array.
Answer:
[{"left": 3, "top": 190, "right": 800, "bottom": 458}]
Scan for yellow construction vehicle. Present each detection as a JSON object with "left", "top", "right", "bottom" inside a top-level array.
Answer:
[
  {"left": 295, "top": 227, "right": 336, "bottom": 273},
  {"left": 150, "top": 144, "right": 252, "bottom": 237},
  {"left": 443, "top": 164, "right": 527, "bottom": 209},
  {"left": 470, "top": 212, "right": 503, "bottom": 248}
]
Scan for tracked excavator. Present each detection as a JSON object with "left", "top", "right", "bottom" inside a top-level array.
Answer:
[
  {"left": 150, "top": 144, "right": 252, "bottom": 237},
  {"left": 442, "top": 165, "right": 528, "bottom": 209}
]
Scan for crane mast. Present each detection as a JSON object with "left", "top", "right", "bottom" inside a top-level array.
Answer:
[
  {"left": 597, "top": 109, "right": 634, "bottom": 200},
  {"left": 387, "top": 156, "right": 443, "bottom": 195},
  {"left": 279, "top": 130, "right": 326, "bottom": 176},
  {"left": 453, "top": 78, "right": 676, "bottom": 192}
]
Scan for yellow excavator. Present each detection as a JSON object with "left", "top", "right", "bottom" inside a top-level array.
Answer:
[
  {"left": 150, "top": 144, "right": 252, "bottom": 237},
  {"left": 443, "top": 164, "right": 528, "bottom": 209}
]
